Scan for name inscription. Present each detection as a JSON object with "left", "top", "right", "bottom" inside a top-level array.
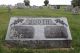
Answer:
[{"left": 23, "top": 19, "right": 56, "bottom": 25}]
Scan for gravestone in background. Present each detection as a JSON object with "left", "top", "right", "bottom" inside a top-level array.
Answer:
[
  {"left": 15, "top": 3, "right": 26, "bottom": 9},
  {"left": 72, "top": 6, "right": 79, "bottom": 15},
  {"left": 5, "top": 17, "right": 72, "bottom": 48},
  {"left": 64, "top": 5, "right": 73, "bottom": 11}
]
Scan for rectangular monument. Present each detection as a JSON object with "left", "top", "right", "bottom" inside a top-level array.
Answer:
[{"left": 5, "top": 17, "right": 72, "bottom": 48}]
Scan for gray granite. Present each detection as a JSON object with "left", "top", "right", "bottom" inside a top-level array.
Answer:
[
  {"left": 45, "top": 26, "right": 68, "bottom": 38},
  {"left": 64, "top": 5, "right": 73, "bottom": 11},
  {"left": 5, "top": 17, "right": 72, "bottom": 48},
  {"left": 72, "top": 6, "right": 79, "bottom": 15}
]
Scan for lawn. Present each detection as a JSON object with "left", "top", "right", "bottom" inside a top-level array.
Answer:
[{"left": 0, "top": 7, "right": 80, "bottom": 53}]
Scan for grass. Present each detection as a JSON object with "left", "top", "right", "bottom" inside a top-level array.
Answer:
[{"left": 0, "top": 7, "right": 80, "bottom": 53}]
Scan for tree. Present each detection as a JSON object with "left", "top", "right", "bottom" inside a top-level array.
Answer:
[
  {"left": 44, "top": 0, "right": 49, "bottom": 6},
  {"left": 24, "top": 0, "right": 30, "bottom": 6},
  {"left": 71, "top": 0, "right": 80, "bottom": 7}
]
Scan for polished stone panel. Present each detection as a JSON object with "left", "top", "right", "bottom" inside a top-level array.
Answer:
[{"left": 45, "top": 26, "right": 68, "bottom": 38}]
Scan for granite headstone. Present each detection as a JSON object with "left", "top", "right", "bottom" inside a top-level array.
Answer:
[{"left": 5, "top": 17, "right": 72, "bottom": 48}]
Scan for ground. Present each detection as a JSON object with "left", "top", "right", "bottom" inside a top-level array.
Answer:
[{"left": 0, "top": 7, "right": 80, "bottom": 53}]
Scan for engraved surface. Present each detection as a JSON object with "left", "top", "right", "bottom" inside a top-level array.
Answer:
[
  {"left": 5, "top": 17, "right": 72, "bottom": 48},
  {"left": 10, "top": 26, "right": 34, "bottom": 39},
  {"left": 45, "top": 26, "right": 68, "bottom": 38}
]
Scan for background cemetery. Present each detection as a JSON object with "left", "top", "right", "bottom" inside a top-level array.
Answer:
[
  {"left": 0, "top": 0, "right": 80, "bottom": 53},
  {"left": 0, "top": 0, "right": 80, "bottom": 15}
]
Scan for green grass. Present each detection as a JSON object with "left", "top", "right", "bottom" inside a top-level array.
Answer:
[{"left": 0, "top": 7, "right": 80, "bottom": 53}]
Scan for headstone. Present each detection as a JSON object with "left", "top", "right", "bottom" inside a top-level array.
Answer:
[
  {"left": 72, "top": 6, "right": 79, "bottom": 15},
  {"left": 15, "top": 3, "right": 26, "bottom": 9},
  {"left": 54, "top": 5, "right": 57, "bottom": 9},
  {"left": 31, "top": 5, "right": 39, "bottom": 9},
  {"left": 39, "top": 6, "right": 43, "bottom": 9},
  {"left": 49, "top": 5, "right": 55, "bottom": 9},
  {"left": 64, "top": 5, "right": 73, "bottom": 11},
  {"left": 5, "top": 17, "right": 72, "bottom": 48}
]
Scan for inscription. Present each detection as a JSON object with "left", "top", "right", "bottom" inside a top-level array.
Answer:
[{"left": 23, "top": 19, "right": 56, "bottom": 25}]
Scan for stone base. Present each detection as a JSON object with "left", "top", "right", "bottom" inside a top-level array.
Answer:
[{"left": 6, "top": 40, "right": 72, "bottom": 49}]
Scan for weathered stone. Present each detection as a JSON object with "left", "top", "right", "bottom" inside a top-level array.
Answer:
[
  {"left": 72, "top": 6, "right": 79, "bottom": 15},
  {"left": 64, "top": 5, "right": 73, "bottom": 11},
  {"left": 45, "top": 26, "right": 68, "bottom": 38},
  {"left": 10, "top": 26, "right": 34, "bottom": 38},
  {"left": 5, "top": 17, "right": 72, "bottom": 48},
  {"left": 15, "top": 3, "right": 26, "bottom": 9}
]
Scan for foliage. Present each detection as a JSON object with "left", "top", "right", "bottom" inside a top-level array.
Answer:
[
  {"left": 44, "top": 0, "right": 49, "bottom": 6},
  {"left": 71, "top": 0, "right": 80, "bottom": 7},
  {"left": 24, "top": 0, "right": 30, "bottom": 6}
]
